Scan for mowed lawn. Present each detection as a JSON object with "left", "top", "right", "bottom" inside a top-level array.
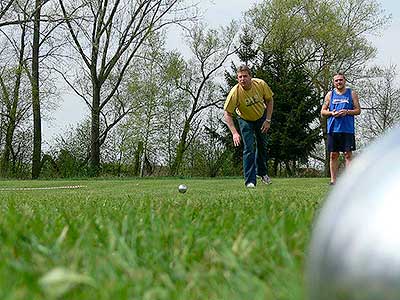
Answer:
[{"left": 0, "top": 178, "right": 330, "bottom": 300}]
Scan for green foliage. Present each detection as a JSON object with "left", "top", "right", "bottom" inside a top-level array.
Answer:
[
  {"left": 245, "top": 0, "right": 390, "bottom": 90},
  {"left": 40, "top": 150, "right": 88, "bottom": 179},
  {"left": 56, "top": 150, "right": 87, "bottom": 178},
  {"left": 0, "top": 178, "right": 329, "bottom": 299},
  {"left": 256, "top": 60, "right": 321, "bottom": 169},
  {"left": 166, "top": 21, "right": 239, "bottom": 176},
  {"left": 181, "top": 108, "right": 241, "bottom": 177},
  {"left": 237, "top": 28, "right": 259, "bottom": 65}
]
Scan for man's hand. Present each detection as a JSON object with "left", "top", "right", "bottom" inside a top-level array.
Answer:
[
  {"left": 261, "top": 120, "right": 270, "bottom": 133},
  {"left": 232, "top": 132, "right": 241, "bottom": 147},
  {"left": 224, "top": 111, "right": 242, "bottom": 147},
  {"left": 332, "top": 109, "right": 348, "bottom": 118}
]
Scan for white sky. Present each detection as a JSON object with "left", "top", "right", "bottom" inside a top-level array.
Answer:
[
  {"left": 42, "top": 0, "right": 400, "bottom": 145},
  {"left": 369, "top": 0, "right": 400, "bottom": 67}
]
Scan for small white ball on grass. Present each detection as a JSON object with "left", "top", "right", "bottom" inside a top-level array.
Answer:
[{"left": 178, "top": 184, "right": 187, "bottom": 193}]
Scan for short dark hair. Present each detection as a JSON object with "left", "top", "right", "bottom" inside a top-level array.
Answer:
[
  {"left": 334, "top": 71, "right": 346, "bottom": 80},
  {"left": 237, "top": 65, "right": 252, "bottom": 77}
]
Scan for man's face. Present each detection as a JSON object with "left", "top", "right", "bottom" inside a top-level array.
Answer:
[
  {"left": 237, "top": 71, "right": 252, "bottom": 90},
  {"left": 333, "top": 75, "right": 346, "bottom": 90}
]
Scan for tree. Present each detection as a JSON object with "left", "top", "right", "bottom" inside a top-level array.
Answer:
[
  {"left": 24, "top": 0, "right": 61, "bottom": 178},
  {"left": 50, "top": 119, "right": 91, "bottom": 177},
  {"left": 0, "top": 26, "right": 31, "bottom": 176},
  {"left": 155, "top": 51, "right": 189, "bottom": 173},
  {"left": 0, "top": 0, "right": 16, "bottom": 27},
  {"left": 357, "top": 65, "right": 400, "bottom": 142},
  {"left": 31, "top": 0, "right": 42, "bottom": 178},
  {"left": 0, "top": 0, "right": 60, "bottom": 178},
  {"left": 168, "top": 21, "right": 238, "bottom": 175},
  {"left": 125, "top": 33, "right": 171, "bottom": 177},
  {"left": 184, "top": 107, "right": 232, "bottom": 177},
  {"left": 8, "top": 124, "right": 33, "bottom": 178},
  {"left": 99, "top": 32, "right": 185, "bottom": 177},
  {"left": 58, "top": 0, "right": 196, "bottom": 176},
  {"left": 259, "top": 62, "right": 321, "bottom": 176}
]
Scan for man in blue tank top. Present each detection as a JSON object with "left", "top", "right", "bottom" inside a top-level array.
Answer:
[{"left": 321, "top": 72, "right": 361, "bottom": 185}]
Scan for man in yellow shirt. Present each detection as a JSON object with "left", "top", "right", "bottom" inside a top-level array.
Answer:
[{"left": 224, "top": 65, "right": 274, "bottom": 188}]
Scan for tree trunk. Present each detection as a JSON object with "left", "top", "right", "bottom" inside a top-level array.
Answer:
[
  {"left": 170, "top": 120, "right": 190, "bottom": 176},
  {"left": 272, "top": 160, "right": 278, "bottom": 177},
  {"left": 321, "top": 117, "right": 330, "bottom": 177},
  {"left": 285, "top": 160, "right": 293, "bottom": 177},
  {"left": 0, "top": 57, "right": 25, "bottom": 177},
  {"left": 133, "top": 141, "right": 143, "bottom": 176},
  {"left": 90, "top": 82, "right": 101, "bottom": 176},
  {"left": 1, "top": 122, "right": 16, "bottom": 176},
  {"left": 31, "top": 0, "right": 42, "bottom": 179}
]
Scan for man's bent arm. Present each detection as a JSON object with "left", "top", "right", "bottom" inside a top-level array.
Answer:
[{"left": 349, "top": 91, "right": 361, "bottom": 115}]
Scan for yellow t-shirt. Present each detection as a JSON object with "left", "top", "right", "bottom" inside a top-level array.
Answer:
[{"left": 224, "top": 78, "right": 273, "bottom": 121}]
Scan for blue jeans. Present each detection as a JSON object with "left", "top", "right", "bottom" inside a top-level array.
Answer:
[{"left": 238, "top": 115, "right": 268, "bottom": 186}]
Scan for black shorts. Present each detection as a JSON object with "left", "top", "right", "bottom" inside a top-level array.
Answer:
[{"left": 327, "top": 133, "right": 356, "bottom": 152}]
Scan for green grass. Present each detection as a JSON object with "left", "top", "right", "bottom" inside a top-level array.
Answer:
[{"left": 0, "top": 177, "right": 330, "bottom": 300}]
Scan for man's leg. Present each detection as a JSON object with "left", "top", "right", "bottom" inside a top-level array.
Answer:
[
  {"left": 344, "top": 151, "right": 352, "bottom": 167},
  {"left": 330, "top": 152, "right": 340, "bottom": 184},
  {"left": 343, "top": 133, "right": 355, "bottom": 168},
  {"left": 238, "top": 118, "right": 256, "bottom": 185},
  {"left": 255, "top": 125, "right": 268, "bottom": 177}
]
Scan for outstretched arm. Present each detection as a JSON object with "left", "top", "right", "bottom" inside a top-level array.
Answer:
[{"left": 224, "top": 111, "right": 241, "bottom": 147}]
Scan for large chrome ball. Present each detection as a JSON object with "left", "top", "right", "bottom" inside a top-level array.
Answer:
[{"left": 307, "top": 126, "right": 400, "bottom": 300}]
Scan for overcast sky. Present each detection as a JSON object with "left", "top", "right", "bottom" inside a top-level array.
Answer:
[
  {"left": 42, "top": 0, "right": 400, "bottom": 144},
  {"left": 369, "top": 0, "right": 400, "bottom": 67}
]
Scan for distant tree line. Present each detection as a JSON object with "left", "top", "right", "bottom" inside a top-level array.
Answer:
[{"left": 0, "top": 0, "right": 398, "bottom": 179}]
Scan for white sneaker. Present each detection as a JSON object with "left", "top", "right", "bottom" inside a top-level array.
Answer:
[
  {"left": 246, "top": 183, "right": 255, "bottom": 188},
  {"left": 259, "top": 175, "right": 272, "bottom": 185}
]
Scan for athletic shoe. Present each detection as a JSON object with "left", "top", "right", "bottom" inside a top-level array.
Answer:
[
  {"left": 259, "top": 175, "right": 272, "bottom": 185},
  {"left": 246, "top": 183, "right": 255, "bottom": 188}
]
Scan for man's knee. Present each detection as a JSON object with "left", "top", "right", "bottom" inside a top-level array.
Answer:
[
  {"left": 344, "top": 151, "right": 352, "bottom": 160},
  {"left": 330, "top": 152, "right": 340, "bottom": 160}
]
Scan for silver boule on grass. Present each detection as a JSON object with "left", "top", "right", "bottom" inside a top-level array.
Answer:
[
  {"left": 178, "top": 184, "right": 187, "bottom": 193},
  {"left": 307, "top": 126, "right": 400, "bottom": 300}
]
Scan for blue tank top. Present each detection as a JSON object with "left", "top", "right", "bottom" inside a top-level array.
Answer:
[{"left": 327, "top": 88, "right": 355, "bottom": 134}]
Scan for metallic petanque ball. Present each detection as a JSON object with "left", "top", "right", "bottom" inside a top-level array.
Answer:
[
  {"left": 307, "top": 126, "right": 400, "bottom": 300},
  {"left": 178, "top": 184, "right": 187, "bottom": 193}
]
